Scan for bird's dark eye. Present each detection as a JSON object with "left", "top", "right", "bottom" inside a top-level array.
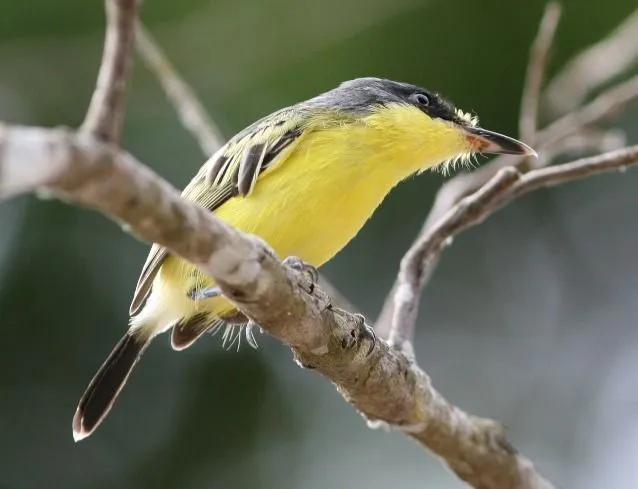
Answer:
[{"left": 412, "top": 93, "right": 430, "bottom": 106}]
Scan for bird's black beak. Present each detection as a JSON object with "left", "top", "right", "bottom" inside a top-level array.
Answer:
[{"left": 463, "top": 126, "right": 537, "bottom": 157}]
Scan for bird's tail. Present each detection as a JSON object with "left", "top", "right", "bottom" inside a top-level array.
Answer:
[{"left": 72, "top": 332, "right": 149, "bottom": 441}]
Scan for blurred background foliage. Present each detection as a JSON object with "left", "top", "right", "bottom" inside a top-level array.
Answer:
[{"left": 1, "top": 0, "right": 638, "bottom": 488}]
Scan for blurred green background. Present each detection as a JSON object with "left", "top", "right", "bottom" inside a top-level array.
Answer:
[{"left": 1, "top": 0, "right": 638, "bottom": 488}]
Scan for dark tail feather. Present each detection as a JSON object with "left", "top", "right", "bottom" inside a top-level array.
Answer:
[
  {"left": 171, "top": 314, "right": 216, "bottom": 351},
  {"left": 72, "top": 332, "right": 149, "bottom": 441},
  {"left": 171, "top": 311, "right": 249, "bottom": 351}
]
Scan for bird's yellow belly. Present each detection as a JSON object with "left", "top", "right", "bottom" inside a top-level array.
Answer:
[
  {"left": 216, "top": 167, "right": 387, "bottom": 267},
  {"left": 160, "top": 130, "right": 404, "bottom": 320},
  {"left": 156, "top": 113, "right": 459, "bottom": 324}
]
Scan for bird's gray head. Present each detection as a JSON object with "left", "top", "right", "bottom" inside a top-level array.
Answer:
[{"left": 309, "top": 77, "right": 478, "bottom": 127}]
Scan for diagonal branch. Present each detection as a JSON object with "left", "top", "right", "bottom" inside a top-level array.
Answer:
[
  {"left": 81, "top": 0, "right": 140, "bottom": 143},
  {"left": 135, "top": 23, "right": 226, "bottom": 156},
  {"left": 543, "top": 8, "right": 638, "bottom": 116},
  {"left": 537, "top": 74, "right": 638, "bottom": 151},
  {"left": 511, "top": 145, "right": 638, "bottom": 194},
  {"left": 519, "top": 2, "right": 562, "bottom": 146},
  {"left": 379, "top": 3, "right": 560, "bottom": 344},
  {"left": 386, "top": 168, "right": 520, "bottom": 348},
  {"left": 376, "top": 51, "right": 638, "bottom": 346},
  {"left": 421, "top": 72, "right": 638, "bottom": 234},
  {"left": 388, "top": 146, "right": 638, "bottom": 351}
]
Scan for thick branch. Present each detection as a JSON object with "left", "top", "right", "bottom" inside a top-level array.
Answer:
[
  {"left": 0, "top": 122, "right": 557, "bottom": 489},
  {"left": 81, "top": 0, "right": 139, "bottom": 143}
]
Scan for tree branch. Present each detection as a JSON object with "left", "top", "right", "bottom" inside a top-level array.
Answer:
[
  {"left": 519, "top": 2, "right": 562, "bottom": 146},
  {"left": 390, "top": 146, "right": 638, "bottom": 349},
  {"left": 421, "top": 72, "right": 638, "bottom": 232},
  {"left": 135, "top": 23, "right": 226, "bottom": 156},
  {"left": 376, "top": 37, "right": 638, "bottom": 345},
  {"left": 537, "top": 74, "right": 638, "bottom": 151},
  {"left": 543, "top": 8, "right": 638, "bottom": 116},
  {"left": 379, "top": 3, "right": 560, "bottom": 344},
  {"left": 81, "top": 0, "right": 139, "bottom": 143}
]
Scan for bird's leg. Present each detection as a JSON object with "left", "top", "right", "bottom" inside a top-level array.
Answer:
[
  {"left": 283, "top": 256, "right": 320, "bottom": 293},
  {"left": 188, "top": 256, "right": 321, "bottom": 351},
  {"left": 188, "top": 286, "right": 223, "bottom": 300},
  {"left": 189, "top": 256, "right": 319, "bottom": 300}
]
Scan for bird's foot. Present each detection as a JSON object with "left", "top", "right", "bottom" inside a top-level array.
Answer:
[
  {"left": 283, "top": 256, "right": 319, "bottom": 293},
  {"left": 353, "top": 313, "right": 376, "bottom": 357},
  {"left": 188, "top": 286, "right": 223, "bottom": 301}
]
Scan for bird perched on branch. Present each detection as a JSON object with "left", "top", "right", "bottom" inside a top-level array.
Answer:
[{"left": 73, "top": 77, "right": 536, "bottom": 441}]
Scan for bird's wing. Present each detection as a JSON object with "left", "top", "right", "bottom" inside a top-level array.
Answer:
[{"left": 129, "top": 108, "right": 307, "bottom": 316}]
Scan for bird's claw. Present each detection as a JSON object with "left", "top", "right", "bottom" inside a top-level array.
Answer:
[
  {"left": 353, "top": 313, "right": 376, "bottom": 357},
  {"left": 188, "top": 286, "right": 223, "bottom": 301},
  {"left": 283, "top": 256, "right": 319, "bottom": 291}
]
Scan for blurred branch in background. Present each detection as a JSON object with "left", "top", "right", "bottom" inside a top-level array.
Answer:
[
  {"left": 376, "top": 3, "right": 638, "bottom": 345},
  {"left": 386, "top": 145, "right": 638, "bottom": 349},
  {"left": 1, "top": 1, "right": 638, "bottom": 489},
  {"left": 519, "top": 2, "right": 562, "bottom": 146},
  {"left": 135, "top": 23, "right": 225, "bottom": 155},
  {"left": 381, "top": 2, "right": 563, "bottom": 346},
  {"left": 544, "top": 8, "right": 638, "bottom": 116}
]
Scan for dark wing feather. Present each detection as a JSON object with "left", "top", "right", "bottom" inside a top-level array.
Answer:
[
  {"left": 129, "top": 112, "right": 307, "bottom": 316},
  {"left": 237, "top": 143, "right": 268, "bottom": 196},
  {"left": 129, "top": 183, "right": 237, "bottom": 315}
]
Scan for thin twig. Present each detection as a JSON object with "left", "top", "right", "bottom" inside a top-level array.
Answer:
[
  {"left": 376, "top": 72, "right": 638, "bottom": 342},
  {"left": 81, "top": 0, "right": 139, "bottom": 143},
  {"left": 387, "top": 168, "right": 521, "bottom": 348},
  {"left": 380, "top": 3, "right": 561, "bottom": 343},
  {"left": 425, "top": 73, "right": 638, "bottom": 230},
  {"left": 537, "top": 74, "right": 638, "bottom": 150},
  {"left": 386, "top": 145, "right": 638, "bottom": 350},
  {"left": 519, "top": 2, "right": 562, "bottom": 145},
  {"left": 538, "top": 127, "right": 626, "bottom": 160},
  {"left": 135, "top": 23, "right": 225, "bottom": 156},
  {"left": 512, "top": 145, "right": 638, "bottom": 195},
  {"left": 543, "top": 8, "right": 638, "bottom": 116}
]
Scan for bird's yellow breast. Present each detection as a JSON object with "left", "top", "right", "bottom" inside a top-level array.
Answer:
[{"left": 155, "top": 105, "right": 470, "bottom": 322}]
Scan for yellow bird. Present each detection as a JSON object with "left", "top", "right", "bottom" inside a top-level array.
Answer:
[{"left": 72, "top": 77, "right": 535, "bottom": 441}]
